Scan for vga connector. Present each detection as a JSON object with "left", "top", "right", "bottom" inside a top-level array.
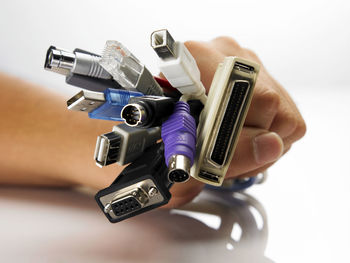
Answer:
[
  {"left": 191, "top": 57, "right": 260, "bottom": 186},
  {"left": 95, "top": 143, "right": 172, "bottom": 223}
]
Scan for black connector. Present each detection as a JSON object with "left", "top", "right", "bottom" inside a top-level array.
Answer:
[
  {"left": 121, "top": 96, "right": 176, "bottom": 128},
  {"left": 188, "top": 100, "right": 204, "bottom": 127},
  {"left": 210, "top": 81, "right": 249, "bottom": 165},
  {"left": 95, "top": 143, "right": 172, "bottom": 223}
]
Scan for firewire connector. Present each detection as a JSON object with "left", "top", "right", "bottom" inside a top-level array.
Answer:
[
  {"left": 44, "top": 46, "right": 121, "bottom": 92},
  {"left": 95, "top": 143, "right": 172, "bottom": 223},
  {"left": 191, "top": 57, "right": 260, "bottom": 186},
  {"left": 67, "top": 88, "right": 143, "bottom": 121},
  {"left": 151, "top": 29, "right": 207, "bottom": 104},
  {"left": 94, "top": 124, "right": 161, "bottom": 167},
  {"left": 99, "top": 41, "right": 164, "bottom": 96},
  {"left": 121, "top": 96, "right": 175, "bottom": 128}
]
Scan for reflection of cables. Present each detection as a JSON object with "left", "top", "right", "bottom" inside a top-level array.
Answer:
[
  {"left": 172, "top": 189, "right": 270, "bottom": 261},
  {"left": 206, "top": 177, "right": 257, "bottom": 192}
]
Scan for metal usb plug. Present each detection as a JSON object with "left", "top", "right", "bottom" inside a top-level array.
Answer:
[
  {"left": 151, "top": 29, "right": 207, "bottom": 104},
  {"left": 67, "top": 90, "right": 105, "bottom": 113},
  {"left": 151, "top": 29, "right": 177, "bottom": 59},
  {"left": 66, "top": 88, "right": 143, "bottom": 121},
  {"left": 94, "top": 124, "right": 161, "bottom": 167}
]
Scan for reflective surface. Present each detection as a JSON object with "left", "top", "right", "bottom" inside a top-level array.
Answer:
[{"left": 0, "top": 187, "right": 272, "bottom": 263}]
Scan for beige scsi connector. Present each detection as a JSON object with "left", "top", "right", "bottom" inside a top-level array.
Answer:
[{"left": 190, "top": 56, "right": 260, "bottom": 186}]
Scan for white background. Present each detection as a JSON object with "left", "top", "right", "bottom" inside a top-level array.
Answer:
[{"left": 0, "top": 0, "right": 349, "bottom": 262}]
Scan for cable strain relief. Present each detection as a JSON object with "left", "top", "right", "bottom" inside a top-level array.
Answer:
[{"left": 174, "top": 101, "right": 190, "bottom": 113}]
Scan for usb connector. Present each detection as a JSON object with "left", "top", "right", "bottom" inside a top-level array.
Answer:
[
  {"left": 151, "top": 29, "right": 207, "bottom": 104},
  {"left": 94, "top": 124, "right": 161, "bottom": 167},
  {"left": 67, "top": 88, "right": 143, "bottom": 121},
  {"left": 67, "top": 90, "right": 105, "bottom": 112},
  {"left": 151, "top": 29, "right": 176, "bottom": 59}
]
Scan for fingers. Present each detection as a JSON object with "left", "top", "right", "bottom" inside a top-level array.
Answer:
[
  {"left": 209, "top": 36, "right": 262, "bottom": 64},
  {"left": 226, "top": 127, "right": 284, "bottom": 179},
  {"left": 236, "top": 145, "right": 292, "bottom": 179},
  {"left": 207, "top": 36, "right": 306, "bottom": 145},
  {"left": 245, "top": 88, "right": 280, "bottom": 129},
  {"left": 184, "top": 36, "right": 305, "bottom": 190}
]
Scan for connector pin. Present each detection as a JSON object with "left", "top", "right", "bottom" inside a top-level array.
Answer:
[
  {"left": 67, "top": 90, "right": 105, "bottom": 112},
  {"left": 104, "top": 203, "right": 112, "bottom": 213},
  {"left": 151, "top": 29, "right": 176, "bottom": 59},
  {"left": 148, "top": 187, "right": 158, "bottom": 197}
]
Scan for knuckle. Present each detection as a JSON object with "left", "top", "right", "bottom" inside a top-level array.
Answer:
[
  {"left": 294, "top": 117, "right": 307, "bottom": 140},
  {"left": 212, "top": 36, "right": 240, "bottom": 48},
  {"left": 258, "top": 89, "right": 281, "bottom": 113},
  {"left": 245, "top": 48, "right": 261, "bottom": 63},
  {"left": 184, "top": 40, "right": 201, "bottom": 48},
  {"left": 184, "top": 40, "right": 204, "bottom": 51},
  {"left": 184, "top": 40, "right": 212, "bottom": 55},
  {"left": 284, "top": 112, "right": 299, "bottom": 136}
]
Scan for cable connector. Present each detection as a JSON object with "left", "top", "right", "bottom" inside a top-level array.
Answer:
[
  {"left": 121, "top": 96, "right": 175, "bottom": 128},
  {"left": 45, "top": 46, "right": 111, "bottom": 79},
  {"left": 94, "top": 124, "right": 161, "bottom": 167},
  {"left": 161, "top": 101, "right": 196, "bottom": 183},
  {"left": 191, "top": 57, "right": 260, "bottom": 186},
  {"left": 99, "top": 41, "right": 163, "bottom": 96},
  {"left": 67, "top": 88, "right": 143, "bottom": 121},
  {"left": 151, "top": 29, "right": 207, "bottom": 104},
  {"left": 44, "top": 46, "right": 122, "bottom": 92},
  {"left": 95, "top": 143, "right": 172, "bottom": 223}
]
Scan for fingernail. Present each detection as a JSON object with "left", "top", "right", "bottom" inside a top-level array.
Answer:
[{"left": 253, "top": 132, "right": 284, "bottom": 165}]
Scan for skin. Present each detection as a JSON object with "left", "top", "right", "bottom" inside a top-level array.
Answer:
[{"left": 0, "top": 37, "right": 306, "bottom": 208}]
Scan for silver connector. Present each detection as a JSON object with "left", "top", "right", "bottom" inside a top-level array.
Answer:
[
  {"left": 67, "top": 90, "right": 105, "bottom": 112},
  {"left": 99, "top": 179, "right": 164, "bottom": 220},
  {"left": 168, "top": 155, "right": 191, "bottom": 183},
  {"left": 44, "top": 46, "right": 111, "bottom": 79},
  {"left": 94, "top": 132, "right": 121, "bottom": 167},
  {"left": 45, "top": 46, "right": 75, "bottom": 75},
  {"left": 104, "top": 187, "right": 149, "bottom": 217},
  {"left": 121, "top": 103, "right": 148, "bottom": 127},
  {"left": 151, "top": 29, "right": 176, "bottom": 59}
]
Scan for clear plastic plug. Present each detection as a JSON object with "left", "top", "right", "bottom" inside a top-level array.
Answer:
[{"left": 99, "top": 40, "right": 143, "bottom": 90}]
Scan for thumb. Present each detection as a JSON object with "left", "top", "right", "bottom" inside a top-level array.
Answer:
[{"left": 226, "top": 127, "right": 284, "bottom": 179}]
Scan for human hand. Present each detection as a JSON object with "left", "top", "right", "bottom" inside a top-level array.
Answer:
[{"left": 165, "top": 37, "right": 306, "bottom": 207}]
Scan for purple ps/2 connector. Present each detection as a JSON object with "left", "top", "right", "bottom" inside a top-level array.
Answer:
[{"left": 161, "top": 101, "right": 196, "bottom": 183}]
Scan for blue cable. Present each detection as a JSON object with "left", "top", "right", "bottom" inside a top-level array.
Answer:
[{"left": 88, "top": 88, "right": 143, "bottom": 121}]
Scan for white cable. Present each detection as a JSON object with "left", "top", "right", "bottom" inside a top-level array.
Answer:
[{"left": 151, "top": 29, "right": 207, "bottom": 104}]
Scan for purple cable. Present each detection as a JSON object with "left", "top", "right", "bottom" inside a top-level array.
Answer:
[{"left": 161, "top": 101, "right": 196, "bottom": 183}]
